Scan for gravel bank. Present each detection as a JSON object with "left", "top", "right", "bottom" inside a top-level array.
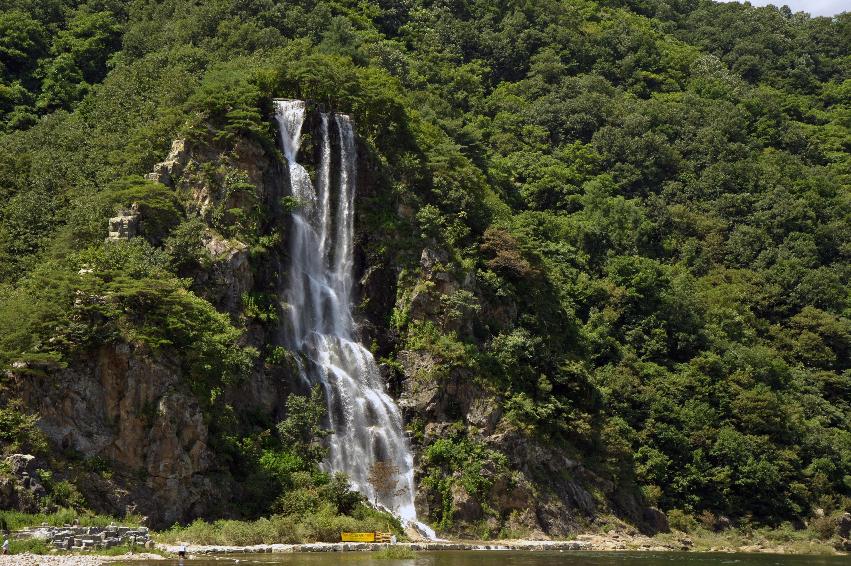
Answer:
[
  {"left": 156, "top": 540, "right": 591, "bottom": 554},
  {"left": 0, "top": 553, "right": 165, "bottom": 566}
]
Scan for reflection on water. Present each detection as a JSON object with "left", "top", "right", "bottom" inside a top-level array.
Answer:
[{"left": 122, "top": 551, "right": 849, "bottom": 566}]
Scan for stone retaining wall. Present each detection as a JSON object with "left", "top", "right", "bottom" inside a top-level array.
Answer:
[{"left": 18, "top": 526, "right": 150, "bottom": 551}]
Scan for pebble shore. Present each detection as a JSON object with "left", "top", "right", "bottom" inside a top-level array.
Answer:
[
  {"left": 157, "top": 540, "right": 590, "bottom": 554},
  {"left": 0, "top": 553, "right": 164, "bottom": 566}
]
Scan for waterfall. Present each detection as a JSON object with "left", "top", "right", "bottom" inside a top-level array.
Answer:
[{"left": 273, "top": 100, "right": 435, "bottom": 539}]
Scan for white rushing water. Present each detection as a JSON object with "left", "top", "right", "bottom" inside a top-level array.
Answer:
[{"left": 274, "top": 100, "right": 436, "bottom": 539}]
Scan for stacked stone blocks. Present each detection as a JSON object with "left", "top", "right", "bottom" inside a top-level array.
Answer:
[{"left": 19, "top": 525, "right": 150, "bottom": 551}]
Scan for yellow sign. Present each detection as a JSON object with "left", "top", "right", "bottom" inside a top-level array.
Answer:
[{"left": 341, "top": 532, "right": 375, "bottom": 542}]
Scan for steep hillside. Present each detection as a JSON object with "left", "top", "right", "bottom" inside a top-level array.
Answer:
[{"left": 0, "top": 0, "right": 848, "bottom": 538}]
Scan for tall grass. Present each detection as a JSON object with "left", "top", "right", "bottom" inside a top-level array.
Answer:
[
  {"left": 5, "top": 537, "right": 53, "bottom": 554},
  {"left": 650, "top": 522, "right": 841, "bottom": 555},
  {"left": 0, "top": 508, "right": 143, "bottom": 531},
  {"left": 154, "top": 503, "right": 402, "bottom": 545}
]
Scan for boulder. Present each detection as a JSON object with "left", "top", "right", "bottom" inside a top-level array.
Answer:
[
  {"left": 565, "top": 481, "right": 596, "bottom": 515},
  {"left": 642, "top": 507, "right": 670, "bottom": 534},
  {"left": 6, "top": 454, "right": 37, "bottom": 476},
  {"left": 837, "top": 513, "right": 851, "bottom": 539},
  {"left": 450, "top": 482, "right": 483, "bottom": 522}
]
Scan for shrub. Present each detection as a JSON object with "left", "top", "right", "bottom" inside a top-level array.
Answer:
[
  {"left": 8, "top": 537, "right": 52, "bottom": 554},
  {"left": 0, "top": 405, "right": 48, "bottom": 454},
  {"left": 164, "top": 217, "right": 210, "bottom": 272},
  {"left": 667, "top": 509, "right": 698, "bottom": 532},
  {"left": 0, "top": 509, "right": 139, "bottom": 531},
  {"left": 374, "top": 546, "right": 415, "bottom": 559},
  {"left": 808, "top": 515, "right": 836, "bottom": 540}
]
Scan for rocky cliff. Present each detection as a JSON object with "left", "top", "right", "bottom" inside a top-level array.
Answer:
[{"left": 1, "top": 110, "right": 659, "bottom": 536}]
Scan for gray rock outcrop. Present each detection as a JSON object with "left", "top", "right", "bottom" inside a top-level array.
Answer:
[
  {"left": 837, "top": 512, "right": 851, "bottom": 539},
  {"left": 6, "top": 344, "right": 215, "bottom": 527},
  {"left": 0, "top": 454, "right": 46, "bottom": 512},
  {"left": 145, "top": 139, "right": 190, "bottom": 187},
  {"left": 107, "top": 204, "right": 140, "bottom": 240}
]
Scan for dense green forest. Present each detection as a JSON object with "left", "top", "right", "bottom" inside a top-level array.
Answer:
[{"left": 0, "top": 0, "right": 848, "bottom": 536}]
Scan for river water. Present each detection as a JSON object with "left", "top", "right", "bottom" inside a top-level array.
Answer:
[{"left": 130, "top": 551, "right": 848, "bottom": 566}]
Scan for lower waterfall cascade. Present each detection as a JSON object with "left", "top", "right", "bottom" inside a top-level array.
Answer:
[{"left": 273, "top": 99, "right": 436, "bottom": 539}]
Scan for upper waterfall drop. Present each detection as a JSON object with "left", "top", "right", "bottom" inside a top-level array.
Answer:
[{"left": 273, "top": 100, "right": 435, "bottom": 539}]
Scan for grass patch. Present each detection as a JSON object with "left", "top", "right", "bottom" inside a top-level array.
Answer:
[
  {"left": 89, "top": 544, "right": 170, "bottom": 557},
  {"left": 5, "top": 537, "right": 53, "bottom": 554},
  {"left": 154, "top": 503, "right": 404, "bottom": 544},
  {"left": 0, "top": 508, "right": 142, "bottom": 531},
  {"left": 649, "top": 525, "right": 840, "bottom": 555},
  {"left": 373, "top": 546, "right": 416, "bottom": 559}
]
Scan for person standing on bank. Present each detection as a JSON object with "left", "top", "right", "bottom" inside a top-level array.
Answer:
[
  {"left": 178, "top": 544, "right": 187, "bottom": 559},
  {"left": 2, "top": 535, "right": 9, "bottom": 555}
]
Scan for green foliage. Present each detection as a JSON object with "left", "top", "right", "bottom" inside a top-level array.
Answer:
[
  {"left": 95, "top": 276, "right": 256, "bottom": 387},
  {"left": 154, "top": 503, "right": 402, "bottom": 544},
  {"left": 276, "top": 386, "right": 330, "bottom": 467},
  {"left": 184, "top": 61, "right": 270, "bottom": 144},
  {"left": 420, "top": 432, "right": 510, "bottom": 529},
  {"left": 0, "top": 508, "right": 142, "bottom": 531},
  {"left": 36, "top": 470, "right": 85, "bottom": 509},
  {"left": 5, "top": 537, "right": 52, "bottom": 554},
  {"left": 0, "top": 240, "right": 255, "bottom": 400},
  {"left": 84, "top": 177, "right": 182, "bottom": 245},
  {"left": 0, "top": 405, "right": 48, "bottom": 455},
  {"left": 667, "top": 509, "right": 698, "bottom": 533},
  {"left": 405, "top": 320, "right": 478, "bottom": 378},
  {"left": 0, "top": 3, "right": 123, "bottom": 129},
  {"left": 242, "top": 292, "right": 278, "bottom": 324},
  {"left": 164, "top": 216, "right": 210, "bottom": 272}
]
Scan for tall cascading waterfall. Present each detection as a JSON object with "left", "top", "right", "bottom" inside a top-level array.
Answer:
[{"left": 274, "top": 100, "right": 435, "bottom": 538}]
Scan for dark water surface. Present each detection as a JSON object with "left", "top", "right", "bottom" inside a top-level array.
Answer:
[{"left": 125, "top": 551, "right": 849, "bottom": 566}]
